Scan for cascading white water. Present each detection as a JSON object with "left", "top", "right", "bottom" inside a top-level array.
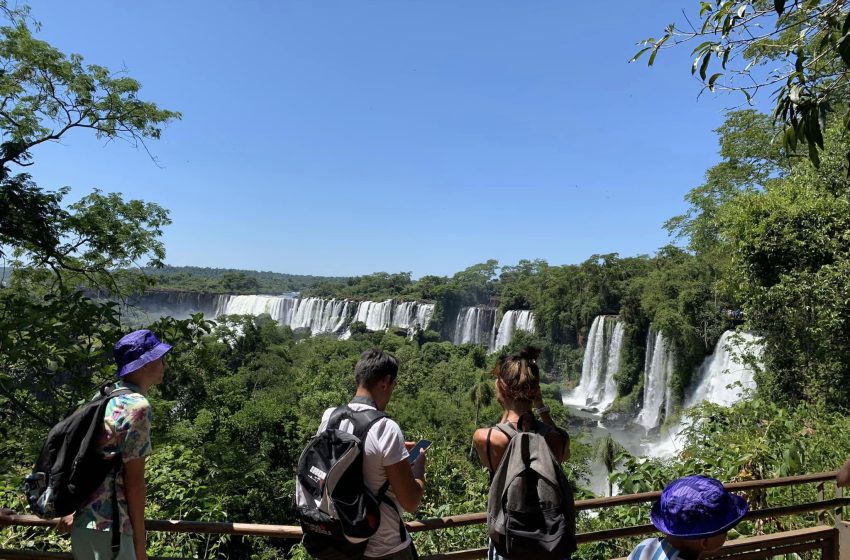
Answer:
[
  {"left": 636, "top": 327, "right": 675, "bottom": 431},
  {"left": 685, "top": 331, "right": 761, "bottom": 407},
  {"left": 414, "top": 304, "right": 435, "bottom": 331},
  {"left": 599, "top": 320, "right": 624, "bottom": 411},
  {"left": 217, "top": 295, "right": 352, "bottom": 334},
  {"left": 453, "top": 307, "right": 497, "bottom": 347},
  {"left": 647, "top": 330, "right": 763, "bottom": 458},
  {"left": 566, "top": 316, "right": 606, "bottom": 406},
  {"left": 563, "top": 316, "right": 624, "bottom": 411},
  {"left": 353, "top": 300, "right": 394, "bottom": 331},
  {"left": 293, "top": 298, "right": 351, "bottom": 333},
  {"left": 492, "top": 310, "right": 536, "bottom": 352},
  {"left": 391, "top": 302, "right": 435, "bottom": 331},
  {"left": 215, "top": 294, "right": 437, "bottom": 339}
]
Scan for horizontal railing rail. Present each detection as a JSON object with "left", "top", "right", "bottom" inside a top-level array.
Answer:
[{"left": 0, "top": 470, "right": 844, "bottom": 560}]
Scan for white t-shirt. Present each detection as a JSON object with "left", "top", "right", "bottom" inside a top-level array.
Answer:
[{"left": 318, "top": 403, "right": 411, "bottom": 557}]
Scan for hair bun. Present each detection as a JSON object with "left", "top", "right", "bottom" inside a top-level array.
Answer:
[{"left": 517, "top": 346, "right": 540, "bottom": 362}]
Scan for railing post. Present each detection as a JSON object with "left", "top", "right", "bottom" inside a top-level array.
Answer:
[
  {"left": 819, "top": 482, "right": 826, "bottom": 524},
  {"left": 838, "top": 486, "right": 844, "bottom": 523}
]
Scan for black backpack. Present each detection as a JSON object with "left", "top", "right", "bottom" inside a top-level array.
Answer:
[
  {"left": 24, "top": 384, "right": 132, "bottom": 522},
  {"left": 295, "top": 405, "right": 405, "bottom": 560}
]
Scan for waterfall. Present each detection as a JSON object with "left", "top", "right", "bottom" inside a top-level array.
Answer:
[
  {"left": 138, "top": 292, "right": 434, "bottom": 341},
  {"left": 391, "top": 302, "right": 435, "bottom": 331},
  {"left": 453, "top": 307, "right": 497, "bottom": 348},
  {"left": 600, "top": 320, "right": 624, "bottom": 410},
  {"left": 636, "top": 326, "right": 675, "bottom": 431},
  {"left": 646, "top": 330, "right": 762, "bottom": 458},
  {"left": 492, "top": 310, "right": 536, "bottom": 352},
  {"left": 685, "top": 331, "right": 761, "bottom": 407},
  {"left": 352, "top": 300, "right": 394, "bottom": 331},
  {"left": 216, "top": 295, "right": 352, "bottom": 334},
  {"left": 563, "top": 316, "right": 624, "bottom": 411}
]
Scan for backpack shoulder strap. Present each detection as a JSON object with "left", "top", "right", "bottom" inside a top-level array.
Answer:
[
  {"left": 325, "top": 405, "right": 350, "bottom": 430},
  {"left": 496, "top": 421, "right": 517, "bottom": 439},
  {"left": 348, "top": 407, "right": 386, "bottom": 442}
]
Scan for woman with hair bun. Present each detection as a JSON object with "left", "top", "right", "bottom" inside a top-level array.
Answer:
[{"left": 473, "top": 347, "right": 571, "bottom": 559}]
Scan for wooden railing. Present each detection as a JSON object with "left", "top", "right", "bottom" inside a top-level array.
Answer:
[{"left": 0, "top": 471, "right": 846, "bottom": 560}]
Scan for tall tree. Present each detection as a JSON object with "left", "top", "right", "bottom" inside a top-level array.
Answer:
[{"left": 0, "top": 2, "right": 180, "bottom": 425}]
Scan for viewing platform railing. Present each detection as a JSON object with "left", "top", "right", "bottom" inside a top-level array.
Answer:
[{"left": 0, "top": 471, "right": 847, "bottom": 560}]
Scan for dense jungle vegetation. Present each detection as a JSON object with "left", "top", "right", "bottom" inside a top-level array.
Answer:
[
  {"left": 5, "top": 1, "right": 850, "bottom": 559},
  {"left": 135, "top": 266, "right": 343, "bottom": 295}
]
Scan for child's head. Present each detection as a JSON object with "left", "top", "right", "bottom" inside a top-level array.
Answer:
[{"left": 651, "top": 475, "right": 748, "bottom": 554}]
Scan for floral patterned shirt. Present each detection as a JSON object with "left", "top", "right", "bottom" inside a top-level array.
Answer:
[{"left": 73, "top": 381, "right": 153, "bottom": 534}]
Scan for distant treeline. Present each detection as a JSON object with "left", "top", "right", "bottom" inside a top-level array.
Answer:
[{"left": 139, "top": 266, "right": 345, "bottom": 294}]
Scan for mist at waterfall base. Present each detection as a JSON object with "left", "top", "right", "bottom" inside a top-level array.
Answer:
[{"left": 562, "top": 318, "right": 761, "bottom": 495}]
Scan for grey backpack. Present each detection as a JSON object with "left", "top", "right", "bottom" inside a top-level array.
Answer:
[{"left": 487, "top": 422, "right": 576, "bottom": 560}]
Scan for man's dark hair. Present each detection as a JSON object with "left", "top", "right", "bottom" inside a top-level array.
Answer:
[{"left": 355, "top": 348, "right": 399, "bottom": 389}]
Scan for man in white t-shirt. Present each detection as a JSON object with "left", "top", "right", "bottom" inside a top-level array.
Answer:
[{"left": 316, "top": 348, "right": 426, "bottom": 560}]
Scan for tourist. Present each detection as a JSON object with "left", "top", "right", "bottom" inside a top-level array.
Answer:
[
  {"left": 627, "top": 475, "right": 748, "bottom": 560},
  {"left": 57, "top": 330, "right": 171, "bottom": 560},
  {"left": 472, "top": 346, "right": 571, "bottom": 560},
  {"left": 307, "top": 348, "right": 426, "bottom": 560}
]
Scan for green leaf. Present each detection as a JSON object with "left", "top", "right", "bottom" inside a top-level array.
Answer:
[
  {"left": 690, "top": 40, "right": 716, "bottom": 56},
  {"left": 630, "top": 47, "right": 652, "bottom": 64},
  {"left": 708, "top": 73, "right": 723, "bottom": 91},
  {"left": 784, "top": 125, "right": 797, "bottom": 152},
  {"left": 807, "top": 106, "right": 824, "bottom": 149},
  {"left": 843, "top": 11, "right": 850, "bottom": 36},
  {"left": 774, "top": 0, "right": 785, "bottom": 16},
  {"left": 649, "top": 46, "right": 662, "bottom": 66},
  {"left": 699, "top": 50, "right": 712, "bottom": 80},
  {"left": 808, "top": 138, "right": 821, "bottom": 168}
]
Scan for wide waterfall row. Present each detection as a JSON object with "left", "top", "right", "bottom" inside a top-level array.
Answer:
[
  {"left": 563, "top": 316, "right": 624, "bottom": 410},
  {"left": 215, "top": 294, "right": 434, "bottom": 335},
  {"left": 131, "top": 292, "right": 538, "bottom": 349}
]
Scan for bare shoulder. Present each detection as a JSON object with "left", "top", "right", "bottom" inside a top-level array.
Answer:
[{"left": 472, "top": 426, "right": 509, "bottom": 448}]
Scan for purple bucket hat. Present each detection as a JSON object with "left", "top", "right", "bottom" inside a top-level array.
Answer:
[
  {"left": 651, "top": 475, "right": 749, "bottom": 539},
  {"left": 114, "top": 329, "right": 172, "bottom": 378}
]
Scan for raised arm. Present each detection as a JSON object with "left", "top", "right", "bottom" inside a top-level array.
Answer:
[{"left": 533, "top": 389, "right": 570, "bottom": 462}]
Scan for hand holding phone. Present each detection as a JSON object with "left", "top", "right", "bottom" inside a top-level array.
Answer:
[{"left": 407, "top": 439, "right": 432, "bottom": 463}]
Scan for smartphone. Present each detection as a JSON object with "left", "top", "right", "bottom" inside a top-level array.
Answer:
[{"left": 407, "top": 439, "right": 432, "bottom": 463}]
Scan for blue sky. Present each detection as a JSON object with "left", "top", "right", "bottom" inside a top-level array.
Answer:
[{"left": 26, "top": 1, "right": 762, "bottom": 278}]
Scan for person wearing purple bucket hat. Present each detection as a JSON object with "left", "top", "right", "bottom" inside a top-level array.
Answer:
[
  {"left": 56, "top": 329, "right": 172, "bottom": 560},
  {"left": 626, "top": 475, "right": 748, "bottom": 560}
]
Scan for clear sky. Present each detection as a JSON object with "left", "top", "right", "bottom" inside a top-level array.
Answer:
[{"left": 25, "top": 1, "right": 761, "bottom": 278}]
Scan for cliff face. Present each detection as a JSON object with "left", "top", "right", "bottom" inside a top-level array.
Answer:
[{"left": 127, "top": 291, "right": 223, "bottom": 320}]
